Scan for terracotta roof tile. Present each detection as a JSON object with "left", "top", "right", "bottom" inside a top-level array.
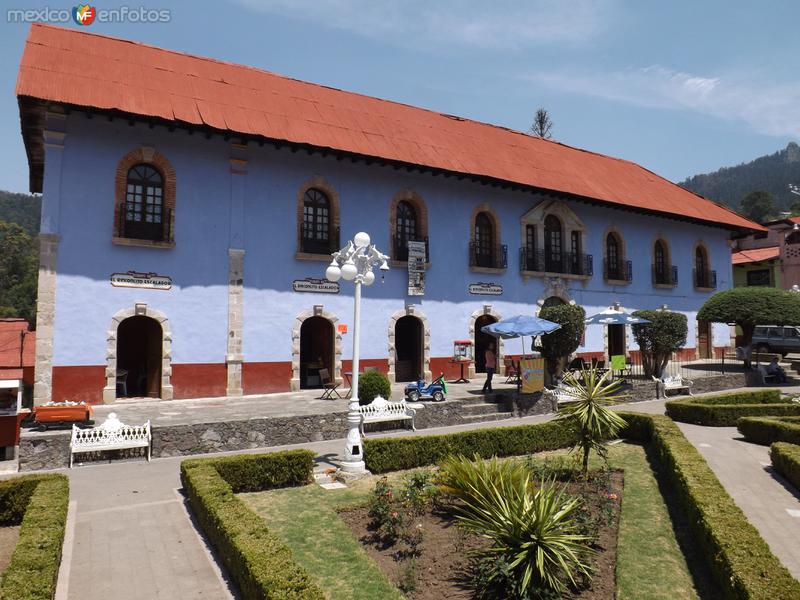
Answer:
[
  {"left": 731, "top": 246, "right": 780, "bottom": 264},
  {"left": 17, "top": 24, "right": 763, "bottom": 232}
]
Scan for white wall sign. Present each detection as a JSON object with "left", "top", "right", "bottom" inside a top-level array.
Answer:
[
  {"left": 110, "top": 271, "right": 172, "bottom": 290},
  {"left": 293, "top": 277, "right": 340, "bottom": 294},
  {"left": 407, "top": 240, "right": 427, "bottom": 296},
  {"left": 469, "top": 282, "right": 503, "bottom": 295}
]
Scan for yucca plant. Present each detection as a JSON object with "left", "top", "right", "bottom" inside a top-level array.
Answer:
[
  {"left": 438, "top": 455, "right": 593, "bottom": 597},
  {"left": 557, "top": 366, "right": 628, "bottom": 476}
]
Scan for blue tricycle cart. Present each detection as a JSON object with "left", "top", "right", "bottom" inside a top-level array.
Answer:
[{"left": 404, "top": 374, "right": 447, "bottom": 402}]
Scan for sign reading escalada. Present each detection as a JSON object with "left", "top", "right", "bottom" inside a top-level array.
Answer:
[{"left": 110, "top": 271, "right": 172, "bottom": 290}]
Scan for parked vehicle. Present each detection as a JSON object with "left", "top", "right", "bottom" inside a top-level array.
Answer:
[
  {"left": 404, "top": 374, "right": 447, "bottom": 402},
  {"left": 751, "top": 325, "right": 800, "bottom": 356}
]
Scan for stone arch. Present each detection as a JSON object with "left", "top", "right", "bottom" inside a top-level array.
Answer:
[
  {"left": 389, "top": 189, "right": 429, "bottom": 262},
  {"left": 295, "top": 175, "right": 341, "bottom": 257},
  {"left": 535, "top": 277, "right": 575, "bottom": 311},
  {"left": 693, "top": 240, "right": 712, "bottom": 288},
  {"left": 290, "top": 305, "right": 343, "bottom": 391},
  {"left": 470, "top": 202, "right": 502, "bottom": 246},
  {"left": 103, "top": 303, "right": 173, "bottom": 403},
  {"left": 114, "top": 146, "right": 176, "bottom": 242},
  {"left": 387, "top": 306, "right": 431, "bottom": 383},
  {"left": 468, "top": 305, "right": 503, "bottom": 378}
]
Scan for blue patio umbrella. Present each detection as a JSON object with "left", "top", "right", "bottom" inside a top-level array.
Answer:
[
  {"left": 482, "top": 315, "right": 561, "bottom": 357},
  {"left": 584, "top": 306, "right": 651, "bottom": 325}
]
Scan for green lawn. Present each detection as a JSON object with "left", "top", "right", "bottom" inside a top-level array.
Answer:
[{"left": 240, "top": 443, "right": 704, "bottom": 600}]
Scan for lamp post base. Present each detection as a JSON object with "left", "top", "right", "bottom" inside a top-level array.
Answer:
[{"left": 336, "top": 461, "right": 370, "bottom": 482}]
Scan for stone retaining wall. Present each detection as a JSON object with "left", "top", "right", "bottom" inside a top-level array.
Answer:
[{"left": 15, "top": 373, "right": 748, "bottom": 471}]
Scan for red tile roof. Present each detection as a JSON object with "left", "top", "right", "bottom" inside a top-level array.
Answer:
[
  {"left": 16, "top": 24, "right": 763, "bottom": 232},
  {"left": 0, "top": 319, "right": 34, "bottom": 369},
  {"left": 731, "top": 246, "right": 780, "bottom": 265}
]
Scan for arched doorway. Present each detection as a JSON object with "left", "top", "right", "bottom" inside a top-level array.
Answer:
[
  {"left": 395, "top": 316, "right": 423, "bottom": 382},
  {"left": 299, "top": 316, "right": 334, "bottom": 389},
  {"left": 474, "top": 314, "right": 498, "bottom": 373},
  {"left": 116, "top": 316, "right": 162, "bottom": 398}
]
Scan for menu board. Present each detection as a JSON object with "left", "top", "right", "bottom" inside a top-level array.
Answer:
[{"left": 407, "top": 241, "right": 427, "bottom": 296}]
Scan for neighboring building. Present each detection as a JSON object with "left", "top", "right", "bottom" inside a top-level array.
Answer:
[
  {"left": 16, "top": 25, "right": 761, "bottom": 404},
  {"left": 732, "top": 217, "right": 800, "bottom": 289},
  {"left": 0, "top": 318, "right": 35, "bottom": 389}
]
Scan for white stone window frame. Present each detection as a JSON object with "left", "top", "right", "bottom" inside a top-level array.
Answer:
[{"left": 520, "top": 199, "right": 589, "bottom": 280}]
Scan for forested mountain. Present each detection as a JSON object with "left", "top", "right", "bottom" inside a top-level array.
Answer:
[
  {"left": 0, "top": 190, "right": 41, "bottom": 325},
  {"left": 680, "top": 142, "right": 800, "bottom": 212}
]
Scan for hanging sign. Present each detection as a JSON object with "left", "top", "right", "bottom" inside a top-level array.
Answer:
[
  {"left": 110, "top": 271, "right": 172, "bottom": 291},
  {"left": 520, "top": 358, "right": 545, "bottom": 393},
  {"left": 293, "top": 277, "right": 340, "bottom": 294},
  {"left": 468, "top": 282, "right": 503, "bottom": 296},
  {"left": 407, "top": 240, "right": 427, "bottom": 296}
]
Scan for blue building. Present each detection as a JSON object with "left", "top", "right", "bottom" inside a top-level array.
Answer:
[{"left": 16, "top": 25, "right": 760, "bottom": 404}]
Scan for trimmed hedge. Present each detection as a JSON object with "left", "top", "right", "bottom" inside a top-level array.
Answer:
[
  {"left": 180, "top": 449, "right": 324, "bottom": 599},
  {"left": 771, "top": 442, "right": 800, "bottom": 491},
  {"left": 363, "top": 420, "right": 576, "bottom": 473},
  {"left": 665, "top": 390, "right": 800, "bottom": 426},
  {"left": 619, "top": 412, "right": 800, "bottom": 600},
  {"left": 738, "top": 416, "right": 800, "bottom": 446},
  {"left": 0, "top": 474, "right": 69, "bottom": 600}
]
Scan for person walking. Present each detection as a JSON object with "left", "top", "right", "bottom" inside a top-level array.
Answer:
[{"left": 482, "top": 342, "right": 496, "bottom": 393}]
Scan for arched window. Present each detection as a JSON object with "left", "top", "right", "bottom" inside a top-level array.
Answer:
[
  {"left": 301, "top": 188, "right": 332, "bottom": 254},
  {"left": 654, "top": 240, "right": 667, "bottom": 284},
  {"left": 394, "top": 200, "right": 417, "bottom": 261},
  {"left": 606, "top": 232, "right": 622, "bottom": 280},
  {"left": 544, "top": 215, "right": 563, "bottom": 272},
  {"left": 123, "top": 164, "right": 165, "bottom": 241},
  {"left": 695, "top": 245, "right": 714, "bottom": 288},
  {"left": 474, "top": 212, "right": 494, "bottom": 268}
]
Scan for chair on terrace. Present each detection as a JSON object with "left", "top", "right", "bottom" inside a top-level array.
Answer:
[{"left": 318, "top": 368, "right": 342, "bottom": 400}]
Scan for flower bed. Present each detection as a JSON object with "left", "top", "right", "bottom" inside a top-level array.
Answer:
[
  {"left": 664, "top": 390, "right": 800, "bottom": 426},
  {"left": 0, "top": 473, "right": 69, "bottom": 600}
]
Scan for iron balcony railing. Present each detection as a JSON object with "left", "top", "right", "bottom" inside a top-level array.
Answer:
[
  {"left": 299, "top": 225, "right": 341, "bottom": 255},
  {"left": 652, "top": 264, "right": 678, "bottom": 286},
  {"left": 519, "top": 248, "right": 593, "bottom": 276},
  {"left": 392, "top": 236, "right": 429, "bottom": 262},
  {"left": 469, "top": 242, "right": 508, "bottom": 269},
  {"left": 119, "top": 207, "right": 173, "bottom": 243},
  {"left": 694, "top": 268, "right": 717, "bottom": 289},
  {"left": 604, "top": 259, "right": 633, "bottom": 282}
]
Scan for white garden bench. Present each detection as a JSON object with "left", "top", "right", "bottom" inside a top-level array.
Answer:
[
  {"left": 653, "top": 375, "right": 694, "bottom": 399},
  {"left": 70, "top": 412, "right": 151, "bottom": 467},
  {"left": 358, "top": 397, "right": 416, "bottom": 435},
  {"left": 544, "top": 385, "right": 580, "bottom": 406}
]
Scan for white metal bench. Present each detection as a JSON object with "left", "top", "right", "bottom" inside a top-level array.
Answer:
[
  {"left": 544, "top": 386, "right": 580, "bottom": 406},
  {"left": 653, "top": 375, "right": 693, "bottom": 399},
  {"left": 358, "top": 397, "right": 416, "bottom": 435},
  {"left": 70, "top": 412, "right": 151, "bottom": 467}
]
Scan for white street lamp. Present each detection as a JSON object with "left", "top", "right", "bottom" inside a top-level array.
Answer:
[{"left": 326, "top": 231, "right": 389, "bottom": 476}]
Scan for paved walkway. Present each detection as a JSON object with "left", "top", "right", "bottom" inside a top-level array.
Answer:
[{"left": 27, "top": 389, "right": 800, "bottom": 598}]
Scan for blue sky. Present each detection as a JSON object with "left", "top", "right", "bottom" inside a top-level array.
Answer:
[{"left": 0, "top": 0, "right": 798, "bottom": 194}]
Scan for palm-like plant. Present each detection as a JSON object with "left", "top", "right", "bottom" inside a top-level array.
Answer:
[
  {"left": 556, "top": 366, "right": 628, "bottom": 476},
  {"left": 438, "top": 455, "right": 593, "bottom": 596}
]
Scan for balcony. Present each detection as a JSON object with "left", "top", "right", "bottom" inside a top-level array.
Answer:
[
  {"left": 392, "top": 236, "right": 429, "bottom": 262},
  {"left": 519, "top": 248, "right": 593, "bottom": 277},
  {"left": 694, "top": 268, "right": 717, "bottom": 290},
  {"left": 652, "top": 264, "right": 678, "bottom": 286},
  {"left": 604, "top": 259, "right": 633, "bottom": 282},
  {"left": 469, "top": 242, "right": 507, "bottom": 270}
]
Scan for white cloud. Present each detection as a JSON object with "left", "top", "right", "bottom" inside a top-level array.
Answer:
[
  {"left": 527, "top": 65, "right": 800, "bottom": 137},
  {"left": 233, "top": 0, "right": 612, "bottom": 49}
]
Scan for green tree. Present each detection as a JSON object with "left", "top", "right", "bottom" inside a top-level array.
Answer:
[
  {"left": 537, "top": 304, "right": 586, "bottom": 378},
  {"left": 558, "top": 368, "right": 627, "bottom": 476},
  {"left": 529, "top": 107, "right": 553, "bottom": 139},
  {"left": 0, "top": 220, "right": 38, "bottom": 324},
  {"left": 631, "top": 310, "right": 688, "bottom": 378},
  {"left": 697, "top": 287, "right": 800, "bottom": 367},
  {"left": 739, "top": 190, "right": 776, "bottom": 223}
]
